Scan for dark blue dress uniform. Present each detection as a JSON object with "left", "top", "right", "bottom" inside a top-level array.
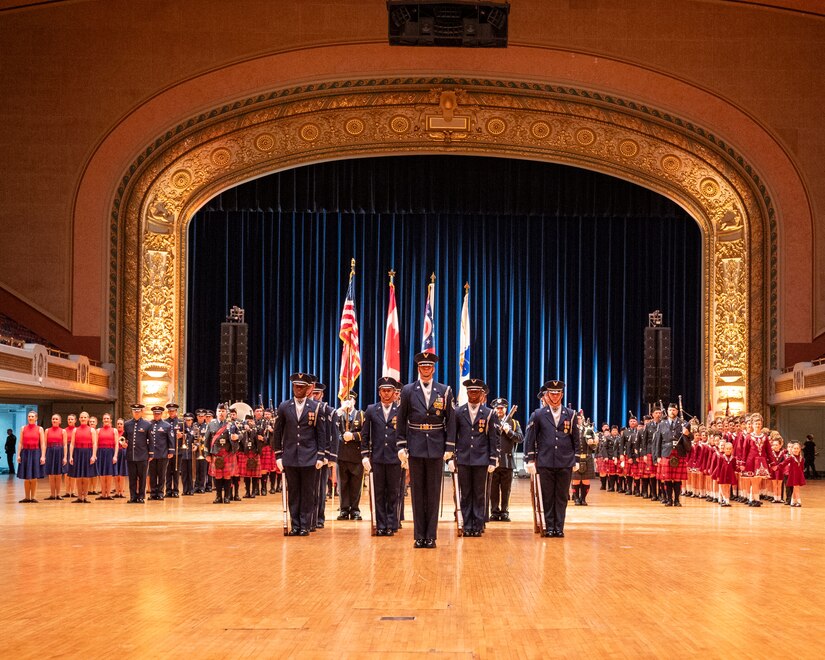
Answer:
[
  {"left": 361, "top": 399, "right": 402, "bottom": 533},
  {"left": 179, "top": 417, "right": 195, "bottom": 495},
  {"left": 148, "top": 417, "right": 174, "bottom": 500},
  {"left": 313, "top": 395, "right": 339, "bottom": 528},
  {"left": 454, "top": 403, "right": 498, "bottom": 535},
  {"left": 524, "top": 402, "right": 579, "bottom": 535},
  {"left": 396, "top": 366, "right": 456, "bottom": 546},
  {"left": 336, "top": 405, "right": 365, "bottom": 520},
  {"left": 490, "top": 399, "right": 523, "bottom": 521},
  {"left": 164, "top": 409, "right": 184, "bottom": 497},
  {"left": 123, "top": 409, "right": 152, "bottom": 502},
  {"left": 272, "top": 396, "right": 327, "bottom": 535}
]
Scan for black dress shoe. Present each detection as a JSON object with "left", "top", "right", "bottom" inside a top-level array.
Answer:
[
  {"left": 213, "top": 497, "right": 222, "bottom": 504},
  {"left": 424, "top": 538, "right": 436, "bottom": 548},
  {"left": 289, "top": 529, "right": 301, "bottom": 536},
  {"left": 414, "top": 539, "right": 426, "bottom": 549},
  {"left": 298, "top": 529, "right": 310, "bottom": 536},
  {"left": 500, "top": 512, "right": 511, "bottom": 521},
  {"left": 223, "top": 496, "right": 232, "bottom": 504},
  {"left": 543, "top": 530, "right": 554, "bottom": 537},
  {"left": 127, "top": 498, "right": 138, "bottom": 503},
  {"left": 555, "top": 530, "right": 565, "bottom": 538},
  {"left": 336, "top": 512, "right": 350, "bottom": 520},
  {"left": 232, "top": 495, "right": 241, "bottom": 502},
  {"left": 489, "top": 513, "right": 500, "bottom": 521},
  {"left": 376, "top": 529, "right": 386, "bottom": 536},
  {"left": 316, "top": 521, "right": 325, "bottom": 529},
  {"left": 351, "top": 511, "right": 362, "bottom": 520}
]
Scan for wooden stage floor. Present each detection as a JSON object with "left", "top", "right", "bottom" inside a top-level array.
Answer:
[{"left": 2, "top": 474, "right": 822, "bottom": 659}]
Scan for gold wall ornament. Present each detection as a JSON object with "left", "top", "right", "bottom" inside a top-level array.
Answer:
[{"left": 111, "top": 77, "right": 772, "bottom": 416}]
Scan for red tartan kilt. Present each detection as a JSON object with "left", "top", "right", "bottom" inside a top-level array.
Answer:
[
  {"left": 629, "top": 461, "right": 641, "bottom": 478},
  {"left": 260, "top": 445, "right": 276, "bottom": 472},
  {"left": 604, "top": 460, "right": 617, "bottom": 475},
  {"left": 208, "top": 451, "right": 233, "bottom": 479},
  {"left": 616, "top": 462, "right": 626, "bottom": 476},
  {"left": 595, "top": 457, "right": 604, "bottom": 473},
  {"left": 238, "top": 452, "right": 262, "bottom": 478},
  {"left": 660, "top": 456, "right": 688, "bottom": 481},
  {"left": 639, "top": 457, "right": 653, "bottom": 477}
]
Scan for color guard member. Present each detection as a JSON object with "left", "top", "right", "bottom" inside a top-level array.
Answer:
[
  {"left": 361, "top": 377, "right": 403, "bottom": 535},
  {"left": 524, "top": 380, "right": 579, "bottom": 538},
  {"left": 489, "top": 398, "right": 522, "bottom": 521},
  {"left": 396, "top": 351, "right": 456, "bottom": 549},
  {"left": 123, "top": 404, "right": 152, "bottom": 503}
]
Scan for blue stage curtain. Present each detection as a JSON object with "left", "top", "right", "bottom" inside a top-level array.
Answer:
[{"left": 187, "top": 156, "right": 700, "bottom": 426}]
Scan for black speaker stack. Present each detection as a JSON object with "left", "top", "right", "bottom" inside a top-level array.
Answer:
[
  {"left": 219, "top": 321, "right": 248, "bottom": 403},
  {"left": 643, "top": 326, "right": 671, "bottom": 404}
]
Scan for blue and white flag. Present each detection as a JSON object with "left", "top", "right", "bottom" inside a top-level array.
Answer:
[{"left": 457, "top": 285, "right": 470, "bottom": 405}]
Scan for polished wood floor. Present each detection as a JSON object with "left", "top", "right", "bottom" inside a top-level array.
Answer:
[{"left": 2, "top": 473, "right": 822, "bottom": 659}]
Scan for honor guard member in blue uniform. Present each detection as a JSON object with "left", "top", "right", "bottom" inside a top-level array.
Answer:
[
  {"left": 361, "top": 377, "right": 402, "bottom": 536},
  {"left": 147, "top": 406, "right": 174, "bottom": 500},
  {"left": 489, "top": 397, "right": 522, "bottom": 521},
  {"left": 308, "top": 379, "right": 338, "bottom": 529},
  {"left": 335, "top": 390, "right": 365, "bottom": 521},
  {"left": 396, "top": 351, "right": 456, "bottom": 549},
  {"left": 123, "top": 403, "right": 152, "bottom": 503},
  {"left": 179, "top": 412, "right": 196, "bottom": 496},
  {"left": 164, "top": 403, "right": 184, "bottom": 497},
  {"left": 524, "top": 380, "right": 580, "bottom": 537},
  {"left": 273, "top": 373, "right": 327, "bottom": 536},
  {"left": 451, "top": 379, "right": 498, "bottom": 537}
]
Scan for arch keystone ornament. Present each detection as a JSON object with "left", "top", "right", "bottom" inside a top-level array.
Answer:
[{"left": 112, "top": 78, "right": 772, "bottom": 416}]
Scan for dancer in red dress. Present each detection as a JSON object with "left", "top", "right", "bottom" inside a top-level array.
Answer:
[
  {"left": 44, "top": 413, "right": 67, "bottom": 500},
  {"left": 782, "top": 442, "right": 806, "bottom": 507},
  {"left": 767, "top": 432, "right": 787, "bottom": 504},
  {"left": 16, "top": 410, "right": 46, "bottom": 503},
  {"left": 714, "top": 441, "right": 737, "bottom": 507}
]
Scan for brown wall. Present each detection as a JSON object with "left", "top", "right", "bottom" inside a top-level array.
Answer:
[{"left": 0, "top": 0, "right": 822, "bottom": 364}]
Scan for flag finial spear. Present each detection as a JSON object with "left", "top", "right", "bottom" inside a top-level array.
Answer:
[
  {"left": 464, "top": 282, "right": 469, "bottom": 293},
  {"left": 350, "top": 258, "right": 356, "bottom": 276},
  {"left": 388, "top": 268, "right": 395, "bottom": 284},
  {"left": 430, "top": 272, "right": 436, "bottom": 285}
]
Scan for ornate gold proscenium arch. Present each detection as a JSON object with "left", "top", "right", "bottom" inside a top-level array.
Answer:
[{"left": 114, "top": 78, "right": 768, "bottom": 414}]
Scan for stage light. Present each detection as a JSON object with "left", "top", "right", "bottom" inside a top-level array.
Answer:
[{"left": 387, "top": 1, "right": 510, "bottom": 47}]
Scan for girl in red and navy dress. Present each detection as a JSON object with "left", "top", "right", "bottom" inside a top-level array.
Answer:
[
  {"left": 742, "top": 413, "right": 770, "bottom": 506},
  {"left": 44, "top": 413, "right": 67, "bottom": 500},
  {"left": 115, "top": 417, "right": 128, "bottom": 498},
  {"left": 767, "top": 432, "right": 787, "bottom": 504},
  {"left": 68, "top": 411, "right": 97, "bottom": 503},
  {"left": 783, "top": 442, "right": 806, "bottom": 507},
  {"left": 714, "top": 441, "right": 737, "bottom": 507},
  {"left": 63, "top": 413, "right": 77, "bottom": 498},
  {"left": 95, "top": 413, "right": 118, "bottom": 500},
  {"left": 16, "top": 410, "right": 46, "bottom": 503}
]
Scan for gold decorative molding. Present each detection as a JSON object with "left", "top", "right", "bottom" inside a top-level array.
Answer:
[{"left": 114, "top": 78, "right": 769, "bottom": 415}]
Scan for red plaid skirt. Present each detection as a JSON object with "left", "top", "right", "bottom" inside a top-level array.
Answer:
[
  {"left": 260, "top": 445, "right": 276, "bottom": 472},
  {"left": 638, "top": 455, "right": 653, "bottom": 477},
  {"left": 629, "top": 461, "right": 641, "bottom": 478},
  {"left": 596, "top": 457, "right": 605, "bottom": 473},
  {"left": 604, "top": 459, "right": 618, "bottom": 475},
  {"left": 659, "top": 455, "right": 688, "bottom": 481},
  {"left": 208, "top": 450, "right": 234, "bottom": 480},
  {"left": 236, "top": 451, "right": 262, "bottom": 478}
]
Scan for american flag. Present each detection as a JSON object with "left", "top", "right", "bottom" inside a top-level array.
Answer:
[
  {"left": 338, "top": 270, "right": 361, "bottom": 401},
  {"left": 421, "top": 278, "right": 436, "bottom": 354},
  {"left": 382, "top": 274, "right": 401, "bottom": 381}
]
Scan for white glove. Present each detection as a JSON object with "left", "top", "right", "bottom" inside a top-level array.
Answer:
[
  {"left": 574, "top": 463, "right": 580, "bottom": 472},
  {"left": 397, "top": 449, "right": 408, "bottom": 463},
  {"left": 276, "top": 458, "right": 284, "bottom": 472},
  {"left": 443, "top": 452, "right": 452, "bottom": 461},
  {"left": 500, "top": 422, "right": 511, "bottom": 434},
  {"left": 362, "top": 457, "right": 372, "bottom": 473},
  {"left": 447, "top": 460, "right": 456, "bottom": 473},
  {"left": 487, "top": 464, "right": 495, "bottom": 473},
  {"left": 343, "top": 431, "right": 354, "bottom": 442},
  {"left": 526, "top": 462, "right": 537, "bottom": 476},
  {"left": 323, "top": 458, "right": 329, "bottom": 465},
  {"left": 315, "top": 460, "right": 324, "bottom": 470}
]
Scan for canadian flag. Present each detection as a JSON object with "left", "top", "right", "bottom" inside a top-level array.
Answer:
[{"left": 382, "top": 278, "right": 401, "bottom": 382}]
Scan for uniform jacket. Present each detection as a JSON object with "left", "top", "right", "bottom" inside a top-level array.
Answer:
[
  {"left": 496, "top": 417, "right": 523, "bottom": 470},
  {"left": 454, "top": 403, "right": 499, "bottom": 467},
  {"left": 336, "top": 408, "right": 365, "bottom": 463},
  {"left": 123, "top": 418, "right": 152, "bottom": 462},
  {"left": 361, "top": 402, "right": 400, "bottom": 464},
  {"left": 272, "top": 398, "right": 327, "bottom": 468},
  {"left": 653, "top": 416, "right": 692, "bottom": 459},
  {"left": 396, "top": 380, "right": 456, "bottom": 459},
  {"left": 149, "top": 419, "right": 175, "bottom": 458},
  {"left": 524, "top": 405, "right": 579, "bottom": 469}
]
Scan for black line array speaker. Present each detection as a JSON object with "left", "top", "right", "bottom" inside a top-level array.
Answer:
[
  {"left": 643, "top": 327, "right": 671, "bottom": 404},
  {"left": 219, "top": 322, "right": 248, "bottom": 402}
]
